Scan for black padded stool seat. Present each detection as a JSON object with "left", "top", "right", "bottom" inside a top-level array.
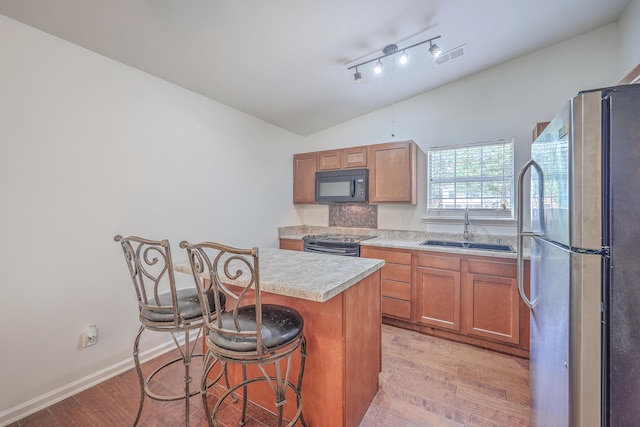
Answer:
[
  {"left": 209, "top": 304, "right": 304, "bottom": 352},
  {"left": 141, "top": 288, "right": 226, "bottom": 323},
  {"left": 179, "top": 242, "right": 308, "bottom": 427}
]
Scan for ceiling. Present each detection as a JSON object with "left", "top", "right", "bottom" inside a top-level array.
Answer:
[{"left": 0, "top": 0, "right": 631, "bottom": 136}]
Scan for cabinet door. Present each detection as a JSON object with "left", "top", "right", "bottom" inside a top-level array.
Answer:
[
  {"left": 293, "top": 152, "right": 317, "bottom": 204},
  {"left": 318, "top": 150, "right": 342, "bottom": 170},
  {"left": 463, "top": 259, "right": 520, "bottom": 344},
  {"left": 368, "top": 141, "right": 416, "bottom": 204},
  {"left": 342, "top": 146, "right": 367, "bottom": 168},
  {"left": 465, "top": 273, "right": 519, "bottom": 344},
  {"left": 416, "top": 267, "right": 461, "bottom": 331}
]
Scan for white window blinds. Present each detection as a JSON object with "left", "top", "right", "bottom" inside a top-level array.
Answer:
[{"left": 428, "top": 140, "right": 514, "bottom": 213}]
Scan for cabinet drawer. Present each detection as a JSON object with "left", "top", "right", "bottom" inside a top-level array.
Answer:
[
  {"left": 279, "top": 239, "right": 303, "bottom": 251},
  {"left": 382, "top": 296, "right": 411, "bottom": 319},
  {"left": 467, "top": 259, "right": 516, "bottom": 278},
  {"left": 381, "top": 263, "right": 412, "bottom": 283},
  {"left": 417, "top": 254, "right": 460, "bottom": 271},
  {"left": 382, "top": 279, "right": 411, "bottom": 301},
  {"left": 361, "top": 248, "right": 411, "bottom": 265}
]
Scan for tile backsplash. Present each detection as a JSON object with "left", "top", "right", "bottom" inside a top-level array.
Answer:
[{"left": 329, "top": 203, "right": 377, "bottom": 229}]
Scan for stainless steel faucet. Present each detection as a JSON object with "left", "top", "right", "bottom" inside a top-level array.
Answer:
[{"left": 463, "top": 206, "right": 472, "bottom": 241}]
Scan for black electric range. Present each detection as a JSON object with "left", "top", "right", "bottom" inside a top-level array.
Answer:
[{"left": 302, "top": 233, "right": 376, "bottom": 257}]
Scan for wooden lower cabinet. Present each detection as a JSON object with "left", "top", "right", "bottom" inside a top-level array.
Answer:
[
  {"left": 366, "top": 245, "right": 530, "bottom": 357},
  {"left": 416, "top": 253, "right": 461, "bottom": 331},
  {"left": 280, "top": 241, "right": 530, "bottom": 356},
  {"left": 464, "top": 259, "right": 520, "bottom": 345},
  {"left": 361, "top": 246, "right": 413, "bottom": 320}
]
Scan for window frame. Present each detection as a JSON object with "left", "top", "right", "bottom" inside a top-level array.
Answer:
[{"left": 425, "top": 139, "right": 515, "bottom": 220}]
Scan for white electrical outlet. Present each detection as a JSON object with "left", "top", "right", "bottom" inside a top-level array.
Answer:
[{"left": 82, "top": 324, "right": 98, "bottom": 348}]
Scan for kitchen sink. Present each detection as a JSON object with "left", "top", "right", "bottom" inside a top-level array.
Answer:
[{"left": 420, "top": 239, "right": 514, "bottom": 252}]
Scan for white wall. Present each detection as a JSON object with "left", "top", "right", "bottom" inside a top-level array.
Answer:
[
  {"left": 300, "top": 23, "right": 621, "bottom": 235},
  {"left": 0, "top": 15, "right": 302, "bottom": 423},
  {"left": 619, "top": 0, "right": 640, "bottom": 79}
]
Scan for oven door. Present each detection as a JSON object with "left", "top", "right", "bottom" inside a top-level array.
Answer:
[{"left": 303, "top": 240, "right": 360, "bottom": 256}]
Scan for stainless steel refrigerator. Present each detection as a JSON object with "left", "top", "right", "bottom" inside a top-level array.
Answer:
[{"left": 517, "top": 84, "right": 640, "bottom": 427}]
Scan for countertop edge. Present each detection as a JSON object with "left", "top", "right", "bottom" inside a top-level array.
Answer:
[
  {"left": 279, "top": 234, "right": 530, "bottom": 260},
  {"left": 263, "top": 260, "right": 384, "bottom": 302}
]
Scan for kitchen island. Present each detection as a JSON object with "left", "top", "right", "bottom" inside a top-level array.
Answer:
[{"left": 176, "top": 247, "right": 384, "bottom": 427}]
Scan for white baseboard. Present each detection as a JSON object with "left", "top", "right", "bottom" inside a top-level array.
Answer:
[{"left": 0, "top": 340, "right": 179, "bottom": 426}]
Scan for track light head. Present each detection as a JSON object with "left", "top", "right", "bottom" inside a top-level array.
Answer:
[
  {"left": 354, "top": 69, "right": 362, "bottom": 84},
  {"left": 399, "top": 50, "right": 408, "bottom": 65},
  {"left": 429, "top": 41, "right": 441, "bottom": 58},
  {"left": 374, "top": 59, "right": 383, "bottom": 74}
]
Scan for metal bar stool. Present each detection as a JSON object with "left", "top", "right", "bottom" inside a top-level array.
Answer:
[
  {"left": 114, "top": 235, "right": 226, "bottom": 426},
  {"left": 180, "top": 241, "right": 307, "bottom": 427}
]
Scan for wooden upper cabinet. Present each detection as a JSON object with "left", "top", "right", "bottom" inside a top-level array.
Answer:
[
  {"left": 342, "top": 146, "right": 367, "bottom": 168},
  {"left": 532, "top": 121, "right": 550, "bottom": 141},
  {"left": 618, "top": 63, "right": 640, "bottom": 85},
  {"left": 368, "top": 140, "right": 417, "bottom": 204},
  {"left": 293, "top": 141, "right": 420, "bottom": 204},
  {"left": 293, "top": 152, "right": 317, "bottom": 204},
  {"left": 318, "top": 146, "right": 368, "bottom": 170},
  {"left": 318, "top": 150, "right": 342, "bottom": 171}
]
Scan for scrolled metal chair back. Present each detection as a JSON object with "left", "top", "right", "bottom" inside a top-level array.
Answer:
[
  {"left": 114, "top": 235, "right": 181, "bottom": 327},
  {"left": 180, "top": 241, "right": 264, "bottom": 356}
]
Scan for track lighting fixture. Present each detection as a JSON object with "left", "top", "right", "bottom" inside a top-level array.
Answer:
[
  {"left": 354, "top": 67, "right": 362, "bottom": 84},
  {"left": 347, "top": 35, "right": 441, "bottom": 83},
  {"left": 429, "top": 40, "right": 441, "bottom": 58}
]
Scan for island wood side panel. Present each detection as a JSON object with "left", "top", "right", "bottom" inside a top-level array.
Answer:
[
  {"left": 344, "top": 271, "right": 382, "bottom": 427},
  {"left": 217, "top": 270, "right": 382, "bottom": 427}
]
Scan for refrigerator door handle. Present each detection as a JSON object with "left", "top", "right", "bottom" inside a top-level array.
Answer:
[
  {"left": 516, "top": 159, "right": 544, "bottom": 309},
  {"left": 517, "top": 231, "right": 535, "bottom": 309}
]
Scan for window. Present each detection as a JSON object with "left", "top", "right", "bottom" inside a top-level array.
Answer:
[{"left": 427, "top": 139, "right": 514, "bottom": 217}]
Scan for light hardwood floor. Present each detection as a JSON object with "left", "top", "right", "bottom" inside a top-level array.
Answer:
[
  {"left": 361, "top": 325, "right": 531, "bottom": 426},
  {"left": 11, "top": 324, "right": 530, "bottom": 426}
]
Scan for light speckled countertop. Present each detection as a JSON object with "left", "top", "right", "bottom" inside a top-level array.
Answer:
[
  {"left": 279, "top": 226, "right": 531, "bottom": 259},
  {"left": 174, "top": 247, "right": 384, "bottom": 303},
  {"left": 360, "top": 238, "right": 527, "bottom": 259}
]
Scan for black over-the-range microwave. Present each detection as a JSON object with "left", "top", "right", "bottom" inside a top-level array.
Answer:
[{"left": 315, "top": 168, "right": 368, "bottom": 203}]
